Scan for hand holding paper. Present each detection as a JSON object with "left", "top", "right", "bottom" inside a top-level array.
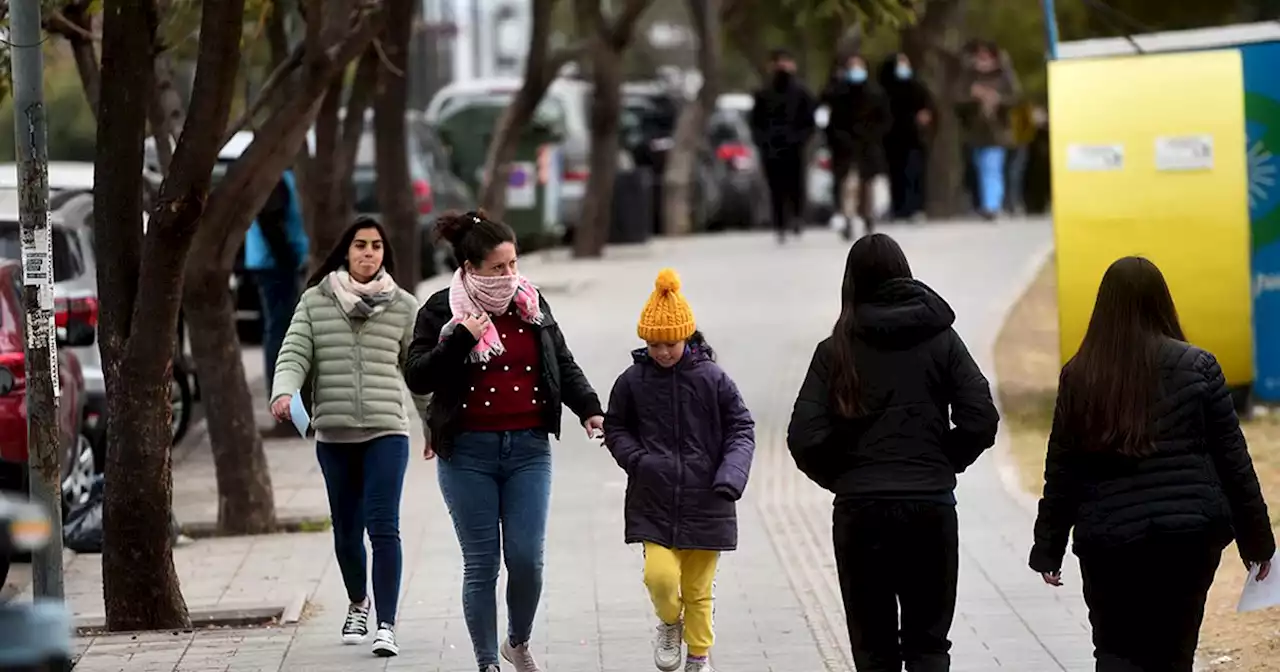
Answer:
[
  {"left": 1237, "top": 556, "right": 1280, "bottom": 613},
  {"left": 289, "top": 392, "right": 310, "bottom": 438}
]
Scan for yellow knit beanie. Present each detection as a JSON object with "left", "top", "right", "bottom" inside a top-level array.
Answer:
[{"left": 637, "top": 268, "right": 696, "bottom": 343}]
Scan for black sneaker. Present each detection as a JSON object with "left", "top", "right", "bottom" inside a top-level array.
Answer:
[
  {"left": 341, "top": 601, "right": 370, "bottom": 644},
  {"left": 371, "top": 622, "right": 398, "bottom": 657}
]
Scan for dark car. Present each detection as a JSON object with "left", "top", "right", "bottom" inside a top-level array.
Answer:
[
  {"left": 0, "top": 260, "right": 96, "bottom": 513},
  {"left": 621, "top": 84, "right": 718, "bottom": 233}
]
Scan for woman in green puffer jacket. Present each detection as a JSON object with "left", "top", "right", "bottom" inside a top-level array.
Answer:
[{"left": 268, "top": 216, "right": 425, "bottom": 659}]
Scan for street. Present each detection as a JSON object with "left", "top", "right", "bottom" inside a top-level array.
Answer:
[{"left": 65, "top": 220, "right": 1096, "bottom": 672}]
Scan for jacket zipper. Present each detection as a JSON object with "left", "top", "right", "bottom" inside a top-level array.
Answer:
[
  {"left": 672, "top": 370, "right": 682, "bottom": 547},
  {"left": 354, "top": 318, "right": 368, "bottom": 425}
]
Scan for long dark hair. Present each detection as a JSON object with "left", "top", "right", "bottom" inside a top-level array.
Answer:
[
  {"left": 1060, "top": 256, "right": 1185, "bottom": 456},
  {"left": 306, "top": 216, "right": 396, "bottom": 288},
  {"left": 829, "top": 234, "right": 913, "bottom": 417}
]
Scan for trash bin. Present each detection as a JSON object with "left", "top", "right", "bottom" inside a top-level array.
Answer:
[
  {"left": 436, "top": 99, "right": 566, "bottom": 249},
  {"left": 610, "top": 165, "right": 654, "bottom": 245}
]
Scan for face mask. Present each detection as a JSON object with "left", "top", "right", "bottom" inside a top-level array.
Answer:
[
  {"left": 846, "top": 67, "right": 867, "bottom": 84},
  {"left": 896, "top": 63, "right": 913, "bottom": 80}
]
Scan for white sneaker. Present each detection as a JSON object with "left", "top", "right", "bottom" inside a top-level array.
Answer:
[
  {"left": 500, "top": 638, "right": 542, "bottom": 671},
  {"left": 685, "top": 657, "right": 715, "bottom": 672},
  {"left": 340, "top": 601, "right": 370, "bottom": 644},
  {"left": 371, "top": 623, "right": 398, "bottom": 657},
  {"left": 653, "top": 620, "right": 683, "bottom": 671}
]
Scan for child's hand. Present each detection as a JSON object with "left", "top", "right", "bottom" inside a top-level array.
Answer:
[{"left": 713, "top": 484, "right": 739, "bottom": 501}]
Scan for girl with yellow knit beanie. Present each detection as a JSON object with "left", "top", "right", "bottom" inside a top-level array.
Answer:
[{"left": 603, "top": 268, "right": 756, "bottom": 672}]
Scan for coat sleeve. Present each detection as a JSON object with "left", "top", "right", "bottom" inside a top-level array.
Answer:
[
  {"left": 787, "top": 341, "right": 840, "bottom": 490},
  {"left": 544, "top": 298, "right": 604, "bottom": 422},
  {"left": 270, "top": 297, "right": 314, "bottom": 403},
  {"left": 943, "top": 329, "right": 999, "bottom": 472},
  {"left": 404, "top": 295, "right": 477, "bottom": 395},
  {"left": 398, "top": 299, "right": 432, "bottom": 429},
  {"left": 1199, "top": 352, "right": 1276, "bottom": 564},
  {"left": 603, "top": 372, "right": 644, "bottom": 472},
  {"left": 1029, "top": 389, "right": 1079, "bottom": 573},
  {"left": 713, "top": 370, "right": 756, "bottom": 501}
]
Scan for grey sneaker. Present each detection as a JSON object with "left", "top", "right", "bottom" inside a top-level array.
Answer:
[
  {"left": 684, "top": 657, "right": 715, "bottom": 672},
  {"left": 500, "top": 638, "right": 542, "bottom": 672},
  {"left": 653, "top": 620, "right": 683, "bottom": 671}
]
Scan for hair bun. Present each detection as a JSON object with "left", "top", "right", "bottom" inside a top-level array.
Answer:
[
  {"left": 434, "top": 209, "right": 483, "bottom": 245},
  {"left": 654, "top": 268, "right": 681, "bottom": 293}
]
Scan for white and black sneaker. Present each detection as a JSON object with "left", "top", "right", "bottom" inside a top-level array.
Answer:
[
  {"left": 371, "top": 623, "right": 399, "bottom": 657},
  {"left": 341, "top": 601, "right": 370, "bottom": 644}
]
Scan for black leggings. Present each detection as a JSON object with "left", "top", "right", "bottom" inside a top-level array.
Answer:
[{"left": 763, "top": 154, "right": 804, "bottom": 235}]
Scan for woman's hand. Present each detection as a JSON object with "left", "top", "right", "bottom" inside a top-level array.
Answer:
[
  {"left": 1040, "top": 571, "right": 1063, "bottom": 587},
  {"left": 1252, "top": 559, "right": 1271, "bottom": 582},
  {"left": 270, "top": 395, "right": 292, "bottom": 422},
  {"left": 584, "top": 415, "right": 605, "bottom": 440},
  {"left": 422, "top": 442, "right": 436, "bottom": 460},
  {"left": 461, "top": 313, "right": 491, "bottom": 339}
]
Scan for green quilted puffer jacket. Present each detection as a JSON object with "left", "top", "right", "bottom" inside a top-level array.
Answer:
[{"left": 270, "top": 280, "right": 426, "bottom": 434}]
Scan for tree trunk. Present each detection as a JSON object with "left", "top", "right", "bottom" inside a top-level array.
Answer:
[
  {"left": 478, "top": 0, "right": 568, "bottom": 220},
  {"left": 661, "top": 0, "right": 719, "bottom": 236},
  {"left": 575, "top": 37, "right": 622, "bottom": 258},
  {"left": 375, "top": 0, "right": 420, "bottom": 285},
  {"left": 97, "top": 0, "right": 248, "bottom": 631},
  {"left": 903, "top": 0, "right": 968, "bottom": 219},
  {"left": 181, "top": 9, "right": 385, "bottom": 536}
]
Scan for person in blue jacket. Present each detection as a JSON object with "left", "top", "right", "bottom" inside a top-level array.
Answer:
[{"left": 244, "top": 169, "right": 308, "bottom": 396}]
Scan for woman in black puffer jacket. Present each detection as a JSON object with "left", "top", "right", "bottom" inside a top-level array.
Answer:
[{"left": 1029, "top": 256, "right": 1275, "bottom": 672}]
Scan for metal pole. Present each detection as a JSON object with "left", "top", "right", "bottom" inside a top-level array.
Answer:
[
  {"left": 10, "top": 0, "right": 63, "bottom": 600},
  {"left": 1042, "top": 0, "right": 1061, "bottom": 61},
  {"left": 471, "top": 0, "right": 483, "bottom": 79}
]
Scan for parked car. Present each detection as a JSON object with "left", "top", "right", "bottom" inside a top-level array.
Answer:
[
  {"left": 0, "top": 260, "right": 96, "bottom": 513},
  {"left": 706, "top": 109, "right": 770, "bottom": 230},
  {"left": 0, "top": 190, "right": 193, "bottom": 453},
  {"left": 621, "top": 84, "right": 721, "bottom": 233},
  {"left": 425, "top": 77, "right": 591, "bottom": 229}
]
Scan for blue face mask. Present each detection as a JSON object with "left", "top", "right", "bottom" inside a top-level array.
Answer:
[
  {"left": 846, "top": 67, "right": 867, "bottom": 84},
  {"left": 896, "top": 63, "right": 913, "bottom": 80}
]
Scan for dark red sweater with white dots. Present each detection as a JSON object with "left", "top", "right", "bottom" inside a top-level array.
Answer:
[{"left": 459, "top": 311, "right": 544, "bottom": 432}]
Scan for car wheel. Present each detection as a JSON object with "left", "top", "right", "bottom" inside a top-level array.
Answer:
[
  {"left": 61, "top": 433, "right": 96, "bottom": 513},
  {"left": 171, "top": 365, "right": 193, "bottom": 445}
]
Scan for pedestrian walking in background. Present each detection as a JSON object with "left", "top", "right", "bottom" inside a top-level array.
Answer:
[
  {"left": 956, "top": 42, "right": 1019, "bottom": 220},
  {"left": 245, "top": 169, "right": 308, "bottom": 402},
  {"left": 878, "top": 53, "right": 934, "bottom": 221},
  {"left": 269, "top": 217, "right": 424, "bottom": 658},
  {"left": 750, "top": 48, "right": 817, "bottom": 243},
  {"left": 1005, "top": 100, "right": 1037, "bottom": 215},
  {"left": 1029, "top": 257, "right": 1275, "bottom": 672},
  {"left": 787, "top": 233, "right": 999, "bottom": 672},
  {"left": 405, "top": 210, "right": 604, "bottom": 672},
  {"left": 603, "top": 268, "right": 755, "bottom": 672},
  {"left": 821, "top": 53, "right": 892, "bottom": 240}
]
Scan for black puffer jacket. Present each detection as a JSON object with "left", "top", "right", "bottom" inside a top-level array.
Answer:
[
  {"left": 787, "top": 278, "right": 999, "bottom": 499},
  {"left": 404, "top": 288, "right": 602, "bottom": 459},
  {"left": 1029, "top": 340, "right": 1275, "bottom": 573}
]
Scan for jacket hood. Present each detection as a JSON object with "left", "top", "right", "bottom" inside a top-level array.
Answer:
[
  {"left": 854, "top": 278, "right": 955, "bottom": 347},
  {"left": 630, "top": 344, "right": 712, "bottom": 370}
]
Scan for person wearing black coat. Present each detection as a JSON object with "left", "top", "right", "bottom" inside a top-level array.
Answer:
[
  {"left": 821, "top": 54, "right": 893, "bottom": 240},
  {"left": 750, "top": 48, "right": 817, "bottom": 243},
  {"left": 787, "top": 233, "right": 999, "bottom": 672},
  {"left": 1029, "top": 256, "right": 1274, "bottom": 672},
  {"left": 877, "top": 53, "right": 934, "bottom": 221}
]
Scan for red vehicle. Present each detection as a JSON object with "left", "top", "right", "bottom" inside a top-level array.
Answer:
[{"left": 0, "top": 259, "right": 95, "bottom": 511}]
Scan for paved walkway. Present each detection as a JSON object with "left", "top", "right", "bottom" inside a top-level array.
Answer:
[{"left": 63, "top": 220, "right": 1095, "bottom": 671}]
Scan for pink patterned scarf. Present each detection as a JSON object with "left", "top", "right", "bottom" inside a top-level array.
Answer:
[{"left": 444, "top": 268, "right": 542, "bottom": 362}]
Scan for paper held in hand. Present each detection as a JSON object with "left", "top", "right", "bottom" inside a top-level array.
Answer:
[
  {"left": 1237, "top": 556, "right": 1280, "bottom": 613},
  {"left": 289, "top": 392, "right": 310, "bottom": 439}
]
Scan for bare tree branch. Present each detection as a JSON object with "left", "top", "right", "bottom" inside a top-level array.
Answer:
[
  {"left": 220, "top": 44, "right": 306, "bottom": 146},
  {"left": 607, "top": 0, "right": 652, "bottom": 49}
]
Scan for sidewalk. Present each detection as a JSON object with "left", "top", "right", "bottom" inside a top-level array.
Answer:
[{"left": 66, "top": 222, "right": 1094, "bottom": 671}]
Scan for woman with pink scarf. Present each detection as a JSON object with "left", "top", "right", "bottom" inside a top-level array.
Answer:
[{"left": 405, "top": 210, "right": 603, "bottom": 672}]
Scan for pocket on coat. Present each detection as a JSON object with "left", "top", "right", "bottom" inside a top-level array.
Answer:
[{"left": 686, "top": 486, "right": 735, "bottom": 520}]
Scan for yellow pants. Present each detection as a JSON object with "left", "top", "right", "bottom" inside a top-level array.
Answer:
[{"left": 643, "top": 542, "right": 720, "bottom": 656}]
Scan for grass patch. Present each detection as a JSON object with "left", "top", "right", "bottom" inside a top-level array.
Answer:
[{"left": 993, "top": 256, "right": 1280, "bottom": 671}]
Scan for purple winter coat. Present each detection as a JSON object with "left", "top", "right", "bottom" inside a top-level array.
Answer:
[{"left": 603, "top": 345, "right": 756, "bottom": 551}]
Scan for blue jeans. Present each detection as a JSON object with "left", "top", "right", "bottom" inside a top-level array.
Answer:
[
  {"left": 438, "top": 430, "right": 553, "bottom": 666},
  {"left": 316, "top": 435, "right": 410, "bottom": 625},
  {"left": 972, "top": 146, "right": 1007, "bottom": 215},
  {"left": 254, "top": 268, "right": 300, "bottom": 396}
]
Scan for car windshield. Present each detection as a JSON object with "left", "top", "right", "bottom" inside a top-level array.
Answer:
[{"left": 0, "top": 222, "right": 81, "bottom": 283}]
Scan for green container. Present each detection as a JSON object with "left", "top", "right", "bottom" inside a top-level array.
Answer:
[{"left": 436, "top": 97, "right": 565, "bottom": 248}]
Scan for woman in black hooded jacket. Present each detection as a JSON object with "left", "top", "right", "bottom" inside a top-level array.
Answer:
[
  {"left": 1029, "top": 256, "right": 1274, "bottom": 672},
  {"left": 787, "top": 233, "right": 999, "bottom": 671}
]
